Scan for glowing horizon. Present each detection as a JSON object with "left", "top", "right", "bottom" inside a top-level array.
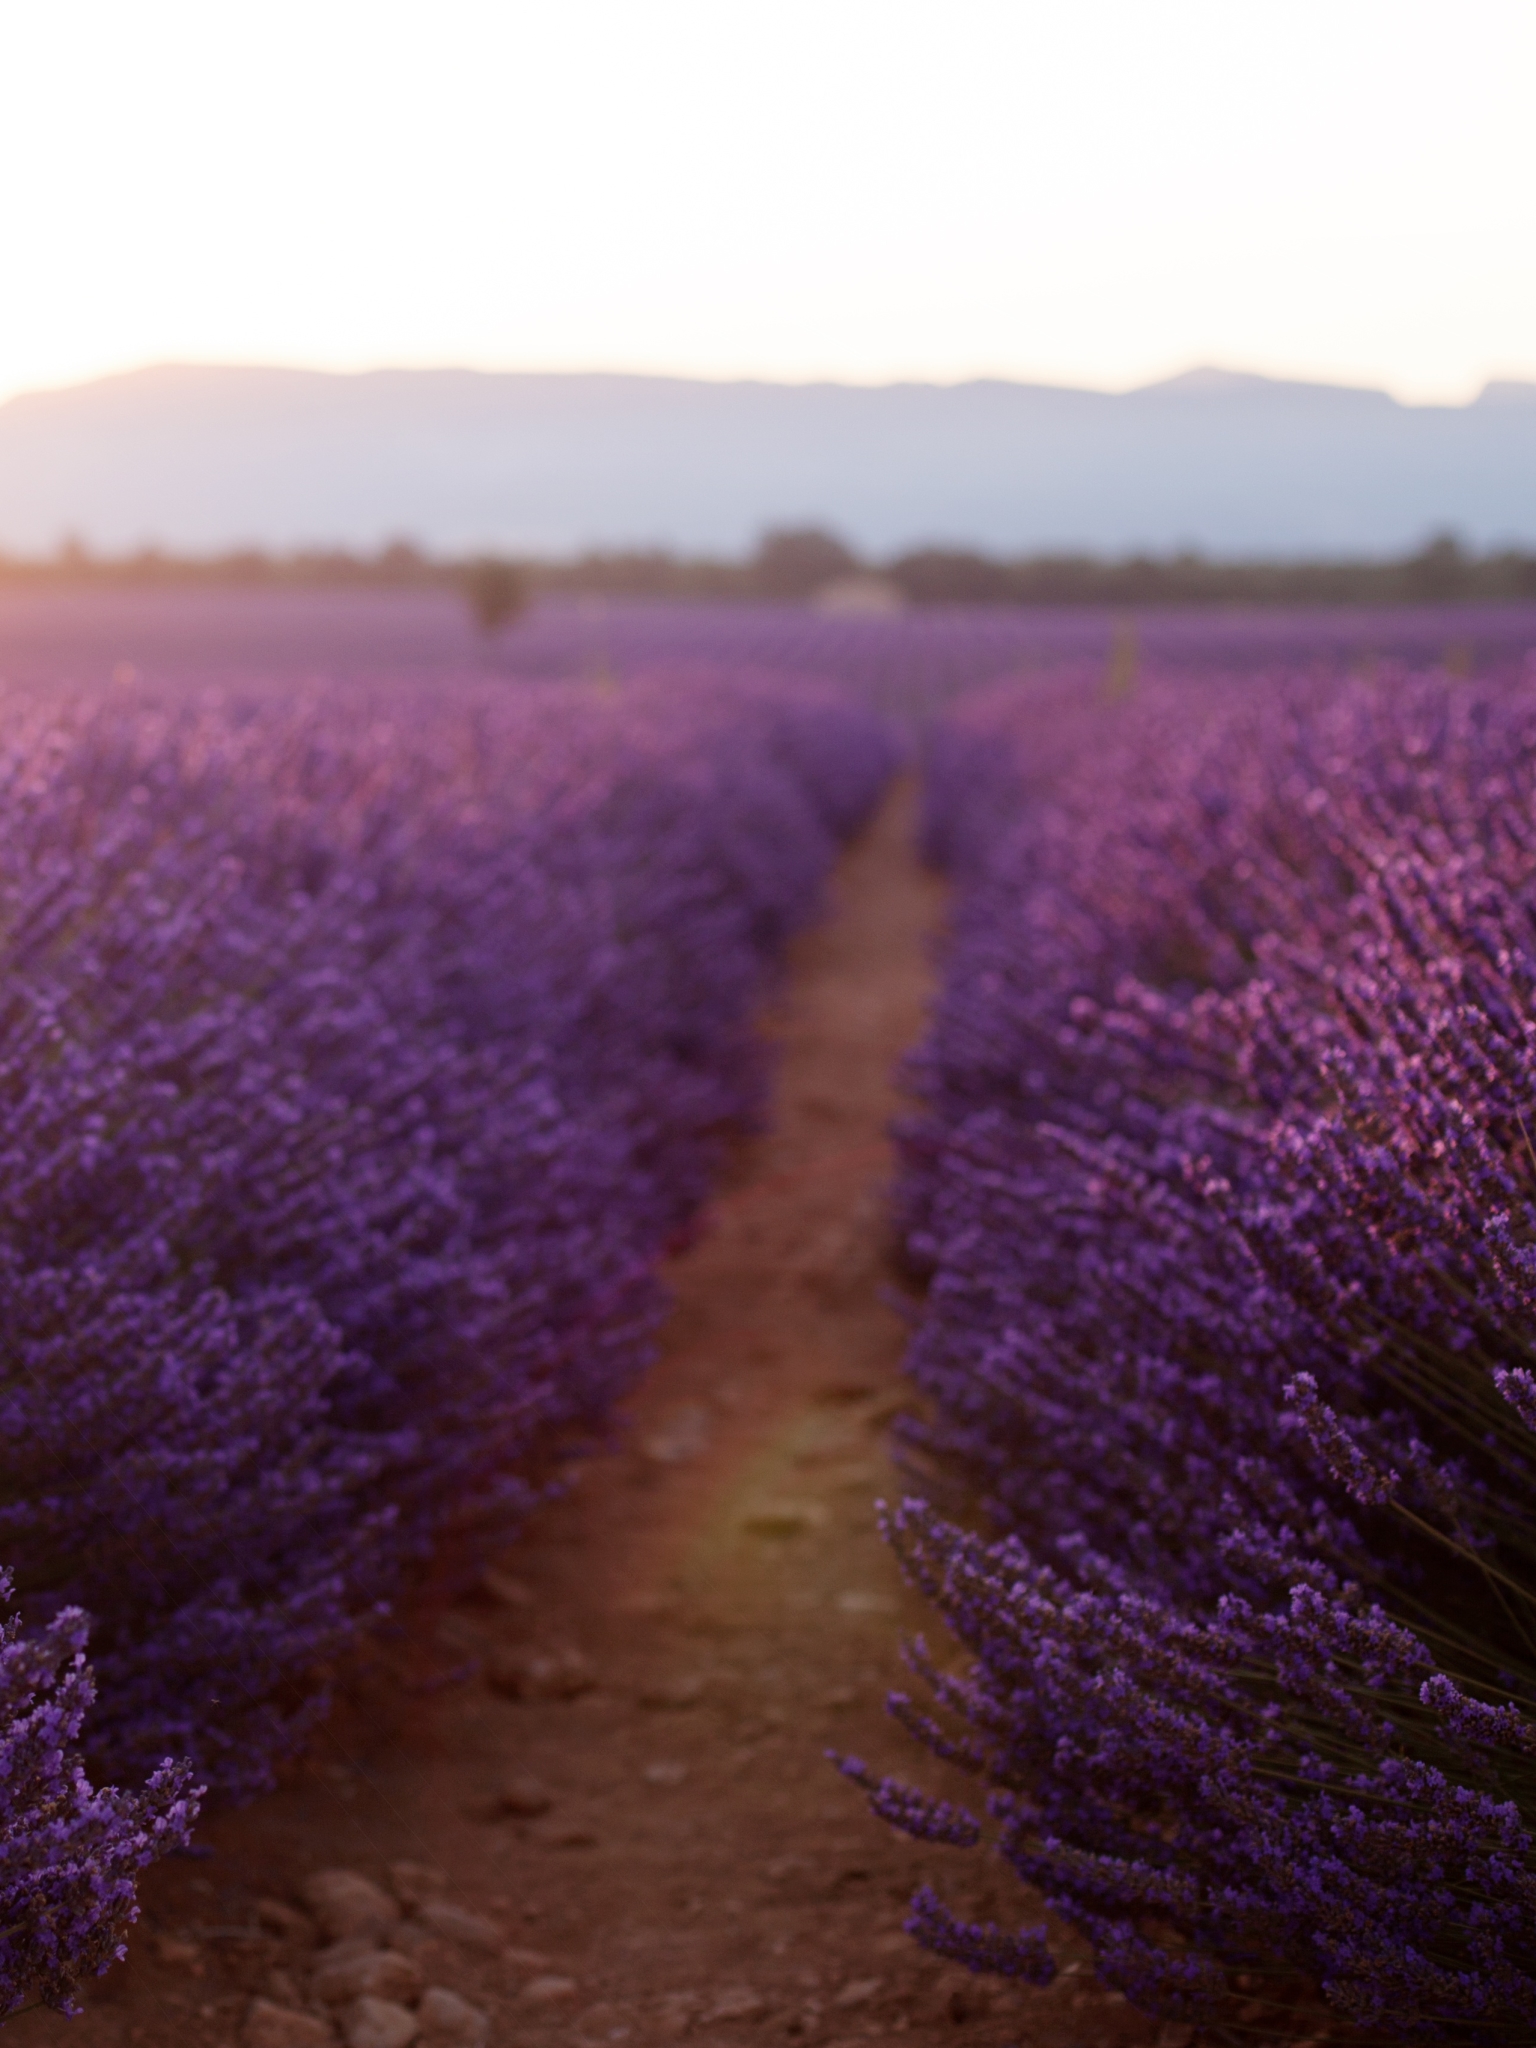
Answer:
[{"left": 3, "top": 0, "right": 1533, "bottom": 412}]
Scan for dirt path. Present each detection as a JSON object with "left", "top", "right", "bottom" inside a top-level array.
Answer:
[{"left": 42, "top": 784, "right": 1153, "bottom": 2048}]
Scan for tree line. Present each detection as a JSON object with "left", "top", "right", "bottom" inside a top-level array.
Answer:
[{"left": 4, "top": 528, "right": 1535, "bottom": 615}]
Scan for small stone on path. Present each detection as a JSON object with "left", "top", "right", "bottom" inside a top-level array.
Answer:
[
  {"left": 256, "top": 1899, "right": 315, "bottom": 1942},
  {"left": 385, "top": 1861, "right": 445, "bottom": 1907},
  {"left": 343, "top": 1996, "right": 419, "bottom": 2048},
  {"left": 413, "top": 1898, "right": 503, "bottom": 1950},
  {"left": 834, "top": 1976, "right": 882, "bottom": 2007},
  {"left": 521, "top": 1973, "right": 579, "bottom": 2003},
  {"left": 485, "top": 1645, "right": 596, "bottom": 1700},
  {"left": 493, "top": 1772, "right": 552, "bottom": 1816},
  {"left": 242, "top": 2000, "right": 335, "bottom": 2048},
  {"left": 641, "top": 1760, "right": 687, "bottom": 1786},
  {"left": 302, "top": 1871, "right": 401, "bottom": 1942},
  {"left": 700, "top": 1985, "right": 766, "bottom": 2022},
  {"left": 312, "top": 1944, "right": 422, "bottom": 2006},
  {"left": 416, "top": 1987, "right": 488, "bottom": 2045}
]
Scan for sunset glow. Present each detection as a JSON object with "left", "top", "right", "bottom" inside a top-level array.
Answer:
[{"left": 2, "top": 0, "right": 1533, "bottom": 407}]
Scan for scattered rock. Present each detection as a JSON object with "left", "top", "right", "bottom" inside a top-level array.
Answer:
[
  {"left": 740, "top": 1500, "right": 827, "bottom": 1538},
  {"left": 383, "top": 1921, "right": 440, "bottom": 1960},
  {"left": 243, "top": 2000, "right": 335, "bottom": 2048},
  {"left": 494, "top": 1772, "right": 552, "bottom": 1817},
  {"left": 943, "top": 1976, "right": 990, "bottom": 2022},
  {"left": 479, "top": 1564, "right": 533, "bottom": 1607},
  {"left": 641, "top": 1403, "right": 710, "bottom": 1464},
  {"left": 312, "top": 1944, "right": 422, "bottom": 2006},
  {"left": 266, "top": 1969, "right": 304, "bottom": 2008},
  {"left": 301, "top": 1871, "right": 401, "bottom": 1943},
  {"left": 485, "top": 1645, "right": 597, "bottom": 1700},
  {"left": 414, "top": 1899, "right": 503, "bottom": 1951},
  {"left": 385, "top": 1861, "right": 446, "bottom": 1908},
  {"left": 416, "top": 1986, "right": 489, "bottom": 2045},
  {"left": 532, "top": 1823, "right": 599, "bottom": 1849},
  {"left": 820, "top": 1685, "right": 858, "bottom": 1708},
  {"left": 835, "top": 1589, "right": 896, "bottom": 1617},
  {"left": 654, "top": 1992, "right": 697, "bottom": 2039},
  {"left": 642, "top": 1760, "right": 688, "bottom": 1786},
  {"left": 575, "top": 2002, "right": 630, "bottom": 2043},
  {"left": 834, "top": 1977, "right": 882, "bottom": 2007},
  {"left": 343, "top": 1996, "right": 419, "bottom": 2048},
  {"left": 1157, "top": 2028, "right": 1197, "bottom": 2048},
  {"left": 256, "top": 1900, "right": 316, "bottom": 1943},
  {"left": 153, "top": 1936, "right": 202, "bottom": 1967},
  {"left": 521, "top": 1973, "right": 579, "bottom": 2003},
  {"left": 638, "top": 1674, "right": 705, "bottom": 1710},
  {"left": 503, "top": 1946, "right": 554, "bottom": 1969},
  {"left": 701, "top": 1985, "right": 766, "bottom": 2023}
]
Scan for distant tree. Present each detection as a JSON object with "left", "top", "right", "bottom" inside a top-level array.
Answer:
[
  {"left": 889, "top": 549, "right": 1014, "bottom": 604},
  {"left": 1402, "top": 532, "right": 1474, "bottom": 602},
  {"left": 751, "top": 527, "right": 861, "bottom": 601},
  {"left": 377, "top": 538, "right": 429, "bottom": 583},
  {"left": 461, "top": 555, "right": 529, "bottom": 636}
]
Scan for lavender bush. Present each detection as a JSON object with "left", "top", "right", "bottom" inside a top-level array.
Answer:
[
  {"left": 0, "top": 667, "right": 893, "bottom": 2009},
  {"left": 0, "top": 1570, "right": 198, "bottom": 2018},
  {"left": 862, "top": 660, "right": 1536, "bottom": 2041}
]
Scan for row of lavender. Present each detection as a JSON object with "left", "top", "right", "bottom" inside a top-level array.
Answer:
[
  {"left": 865, "top": 665, "right": 1536, "bottom": 2042},
  {"left": 4, "top": 668, "right": 895, "bottom": 2016},
  {"left": 6, "top": 588, "right": 1536, "bottom": 717}
]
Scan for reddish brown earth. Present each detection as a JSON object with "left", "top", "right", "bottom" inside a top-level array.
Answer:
[{"left": 37, "top": 784, "right": 1157, "bottom": 2048}]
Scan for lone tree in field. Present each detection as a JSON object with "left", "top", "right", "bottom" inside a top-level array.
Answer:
[
  {"left": 461, "top": 556, "right": 529, "bottom": 638},
  {"left": 751, "top": 527, "right": 860, "bottom": 601}
]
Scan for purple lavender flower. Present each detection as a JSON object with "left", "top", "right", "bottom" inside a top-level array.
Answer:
[
  {"left": 869, "top": 662, "right": 1536, "bottom": 2041},
  {"left": 0, "top": 1569, "right": 199, "bottom": 2017}
]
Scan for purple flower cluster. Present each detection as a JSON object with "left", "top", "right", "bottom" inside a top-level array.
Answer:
[
  {"left": 868, "top": 662, "right": 1536, "bottom": 2040},
  {"left": 0, "top": 1570, "right": 197, "bottom": 2019},
  {"left": 7, "top": 587, "right": 1535, "bottom": 719},
  {"left": 0, "top": 666, "right": 892, "bottom": 2010}
]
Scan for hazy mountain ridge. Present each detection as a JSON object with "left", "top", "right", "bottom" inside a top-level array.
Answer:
[{"left": 1, "top": 362, "right": 1532, "bottom": 556}]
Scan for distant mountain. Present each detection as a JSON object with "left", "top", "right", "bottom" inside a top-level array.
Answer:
[{"left": 0, "top": 362, "right": 1532, "bottom": 557}]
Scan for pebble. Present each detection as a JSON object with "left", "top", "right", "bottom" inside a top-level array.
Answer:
[
  {"left": 414, "top": 1898, "right": 504, "bottom": 1951},
  {"left": 701, "top": 1986, "right": 766, "bottom": 2023},
  {"left": 637, "top": 1675, "right": 705, "bottom": 1710},
  {"left": 312, "top": 1944, "right": 423, "bottom": 2007},
  {"left": 1157, "top": 2028, "right": 1197, "bottom": 2048},
  {"left": 242, "top": 2000, "right": 335, "bottom": 2048},
  {"left": 485, "top": 1645, "right": 597, "bottom": 1700},
  {"left": 654, "top": 1992, "right": 696, "bottom": 2039},
  {"left": 503, "top": 1946, "right": 554, "bottom": 1969},
  {"left": 739, "top": 1500, "right": 826, "bottom": 1537},
  {"left": 495, "top": 1772, "right": 552, "bottom": 1817},
  {"left": 641, "top": 1760, "right": 688, "bottom": 1786},
  {"left": 386, "top": 1861, "right": 446, "bottom": 1907},
  {"left": 343, "top": 1996, "right": 419, "bottom": 2048},
  {"left": 521, "top": 1974, "right": 579, "bottom": 2003},
  {"left": 302, "top": 1871, "right": 401, "bottom": 1942},
  {"left": 834, "top": 1589, "right": 896, "bottom": 1617},
  {"left": 479, "top": 1564, "right": 533, "bottom": 1607},
  {"left": 640, "top": 1403, "right": 710, "bottom": 1464},
  {"left": 416, "top": 1987, "right": 489, "bottom": 2046},
  {"left": 834, "top": 1977, "right": 882, "bottom": 2007},
  {"left": 256, "top": 1899, "right": 317, "bottom": 1942},
  {"left": 153, "top": 1936, "right": 201, "bottom": 1967}
]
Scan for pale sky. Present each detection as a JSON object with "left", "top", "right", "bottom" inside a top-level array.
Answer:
[{"left": 2, "top": 0, "right": 1533, "bottom": 409}]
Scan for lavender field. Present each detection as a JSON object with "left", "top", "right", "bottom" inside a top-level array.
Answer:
[
  {"left": 0, "top": 641, "right": 894, "bottom": 2016},
  {"left": 7, "top": 589, "right": 1536, "bottom": 2042},
  {"left": 875, "top": 652, "right": 1536, "bottom": 2041}
]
